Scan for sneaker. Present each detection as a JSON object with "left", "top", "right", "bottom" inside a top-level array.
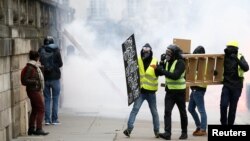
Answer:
[
  {"left": 52, "top": 121, "right": 61, "bottom": 125},
  {"left": 123, "top": 129, "right": 132, "bottom": 137},
  {"left": 192, "top": 128, "right": 200, "bottom": 136},
  {"left": 193, "top": 130, "right": 207, "bottom": 136},
  {"left": 45, "top": 122, "right": 51, "bottom": 126}
]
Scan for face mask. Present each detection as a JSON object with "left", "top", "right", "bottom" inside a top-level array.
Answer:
[
  {"left": 142, "top": 52, "right": 151, "bottom": 60},
  {"left": 165, "top": 49, "right": 173, "bottom": 61},
  {"left": 224, "top": 47, "right": 238, "bottom": 55},
  {"left": 165, "top": 54, "right": 171, "bottom": 61}
]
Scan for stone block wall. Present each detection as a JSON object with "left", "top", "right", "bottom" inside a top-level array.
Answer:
[{"left": 0, "top": 0, "right": 73, "bottom": 141}]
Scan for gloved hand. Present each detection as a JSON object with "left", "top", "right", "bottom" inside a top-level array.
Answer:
[
  {"left": 155, "top": 65, "right": 165, "bottom": 74},
  {"left": 214, "top": 70, "right": 218, "bottom": 76},
  {"left": 160, "top": 53, "right": 166, "bottom": 62}
]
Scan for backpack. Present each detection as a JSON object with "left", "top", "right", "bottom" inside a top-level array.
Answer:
[{"left": 39, "top": 47, "right": 55, "bottom": 73}]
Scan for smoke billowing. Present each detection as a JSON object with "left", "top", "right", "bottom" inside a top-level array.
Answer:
[{"left": 62, "top": 0, "right": 250, "bottom": 118}]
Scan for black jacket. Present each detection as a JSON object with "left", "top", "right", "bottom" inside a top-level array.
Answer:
[
  {"left": 223, "top": 51, "right": 249, "bottom": 89},
  {"left": 39, "top": 44, "right": 63, "bottom": 80},
  {"left": 159, "top": 58, "right": 186, "bottom": 94}
]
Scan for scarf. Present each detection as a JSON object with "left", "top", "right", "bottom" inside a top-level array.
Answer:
[{"left": 28, "top": 60, "right": 45, "bottom": 90}]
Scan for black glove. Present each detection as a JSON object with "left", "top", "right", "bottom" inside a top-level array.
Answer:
[
  {"left": 156, "top": 65, "right": 165, "bottom": 74},
  {"left": 230, "top": 54, "right": 238, "bottom": 60},
  {"left": 160, "top": 54, "right": 166, "bottom": 62},
  {"left": 214, "top": 70, "right": 218, "bottom": 76}
]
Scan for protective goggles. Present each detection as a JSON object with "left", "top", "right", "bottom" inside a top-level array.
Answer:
[
  {"left": 166, "top": 49, "right": 173, "bottom": 56},
  {"left": 142, "top": 47, "right": 151, "bottom": 52}
]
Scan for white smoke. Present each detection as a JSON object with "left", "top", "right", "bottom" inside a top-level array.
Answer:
[{"left": 63, "top": 0, "right": 250, "bottom": 119}]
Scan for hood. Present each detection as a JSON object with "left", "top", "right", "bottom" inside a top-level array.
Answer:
[
  {"left": 193, "top": 46, "right": 205, "bottom": 54},
  {"left": 167, "top": 44, "right": 183, "bottom": 60},
  {"left": 47, "top": 43, "right": 58, "bottom": 49},
  {"left": 45, "top": 44, "right": 59, "bottom": 52}
]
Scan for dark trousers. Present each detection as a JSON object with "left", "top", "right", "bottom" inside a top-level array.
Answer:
[
  {"left": 220, "top": 85, "right": 242, "bottom": 125},
  {"left": 27, "top": 91, "right": 45, "bottom": 129},
  {"left": 164, "top": 92, "right": 188, "bottom": 136}
]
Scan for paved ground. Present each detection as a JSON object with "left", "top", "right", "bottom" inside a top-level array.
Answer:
[
  {"left": 12, "top": 84, "right": 250, "bottom": 141},
  {"left": 12, "top": 108, "right": 250, "bottom": 141}
]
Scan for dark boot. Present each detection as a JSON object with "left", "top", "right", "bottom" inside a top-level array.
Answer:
[
  {"left": 159, "top": 132, "right": 171, "bottom": 140},
  {"left": 179, "top": 133, "right": 188, "bottom": 140},
  {"left": 34, "top": 129, "right": 49, "bottom": 136},
  {"left": 123, "top": 129, "right": 132, "bottom": 137},
  {"left": 154, "top": 130, "right": 159, "bottom": 138},
  {"left": 28, "top": 127, "right": 35, "bottom": 135}
]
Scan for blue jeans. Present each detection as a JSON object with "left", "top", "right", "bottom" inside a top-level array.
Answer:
[
  {"left": 188, "top": 89, "right": 207, "bottom": 130},
  {"left": 127, "top": 93, "right": 159, "bottom": 132},
  {"left": 43, "top": 79, "right": 61, "bottom": 123},
  {"left": 220, "top": 85, "right": 242, "bottom": 125}
]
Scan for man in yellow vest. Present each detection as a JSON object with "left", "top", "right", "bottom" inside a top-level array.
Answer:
[
  {"left": 123, "top": 43, "right": 160, "bottom": 138},
  {"left": 188, "top": 46, "right": 207, "bottom": 136},
  {"left": 220, "top": 40, "right": 249, "bottom": 125},
  {"left": 156, "top": 44, "right": 188, "bottom": 140}
]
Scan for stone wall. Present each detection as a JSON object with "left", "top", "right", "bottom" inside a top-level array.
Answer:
[{"left": 0, "top": 0, "right": 73, "bottom": 141}]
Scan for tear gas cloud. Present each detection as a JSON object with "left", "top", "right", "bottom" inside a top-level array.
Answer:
[{"left": 62, "top": 0, "right": 250, "bottom": 119}]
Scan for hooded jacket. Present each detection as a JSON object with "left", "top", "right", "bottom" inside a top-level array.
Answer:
[
  {"left": 223, "top": 46, "right": 249, "bottom": 89},
  {"left": 39, "top": 44, "right": 63, "bottom": 80},
  {"left": 159, "top": 45, "right": 186, "bottom": 93},
  {"left": 190, "top": 46, "right": 207, "bottom": 91}
]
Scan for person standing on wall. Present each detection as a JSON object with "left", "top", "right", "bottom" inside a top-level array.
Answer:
[
  {"left": 39, "top": 36, "right": 63, "bottom": 125},
  {"left": 156, "top": 44, "right": 188, "bottom": 140},
  {"left": 220, "top": 40, "right": 249, "bottom": 125},
  {"left": 21, "top": 50, "right": 49, "bottom": 135},
  {"left": 188, "top": 46, "right": 207, "bottom": 136},
  {"left": 123, "top": 43, "right": 160, "bottom": 138}
]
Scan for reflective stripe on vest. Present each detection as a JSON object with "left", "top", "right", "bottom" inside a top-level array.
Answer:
[
  {"left": 138, "top": 57, "right": 158, "bottom": 91},
  {"left": 238, "top": 53, "right": 244, "bottom": 77},
  {"left": 165, "top": 60, "right": 186, "bottom": 90}
]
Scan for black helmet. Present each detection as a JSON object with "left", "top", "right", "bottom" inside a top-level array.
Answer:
[
  {"left": 193, "top": 45, "right": 205, "bottom": 54},
  {"left": 43, "top": 36, "right": 54, "bottom": 45}
]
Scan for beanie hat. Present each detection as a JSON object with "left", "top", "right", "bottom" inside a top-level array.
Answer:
[
  {"left": 193, "top": 45, "right": 205, "bottom": 54},
  {"left": 143, "top": 43, "right": 152, "bottom": 49},
  {"left": 227, "top": 40, "right": 238, "bottom": 48}
]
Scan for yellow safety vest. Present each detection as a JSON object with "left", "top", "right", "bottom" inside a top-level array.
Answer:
[
  {"left": 238, "top": 53, "right": 244, "bottom": 77},
  {"left": 138, "top": 57, "right": 158, "bottom": 91},
  {"left": 165, "top": 60, "right": 186, "bottom": 90}
]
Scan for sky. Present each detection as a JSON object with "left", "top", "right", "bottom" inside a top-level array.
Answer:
[{"left": 62, "top": 0, "right": 250, "bottom": 120}]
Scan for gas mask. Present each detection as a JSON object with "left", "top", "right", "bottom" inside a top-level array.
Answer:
[
  {"left": 165, "top": 49, "right": 173, "bottom": 61},
  {"left": 142, "top": 46, "right": 152, "bottom": 60},
  {"left": 165, "top": 54, "right": 171, "bottom": 61},
  {"left": 142, "top": 52, "right": 151, "bottom": 60}
]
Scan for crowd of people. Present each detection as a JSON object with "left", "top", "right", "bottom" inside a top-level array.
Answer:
[
  {"left": 123, "top": 40, "right": 249, "bottom": 140},
  {"left": 20, "top": 38, "right": 249, "bottom": 138}
]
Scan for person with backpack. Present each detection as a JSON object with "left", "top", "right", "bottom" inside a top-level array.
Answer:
[
  {"left": 39, "top": 36, "right": 63, "bottom": 125},
  {"left": 21, "top": 50, "right": 49, "bottom": 136}
]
